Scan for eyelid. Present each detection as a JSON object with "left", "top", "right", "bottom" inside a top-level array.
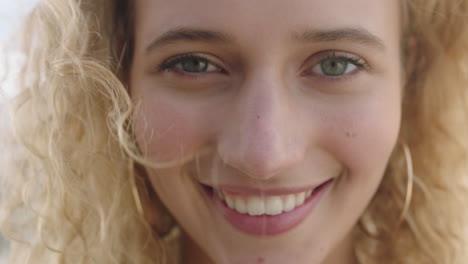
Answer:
[
  {"left": 301, "top": 50, "right": 369, "bottom": 76},
  {"left": 157, "top": 53, "right": 225, "bottom": 73},
  {"left": 157, "top": 51, "right": 369, "bottom": 79}
]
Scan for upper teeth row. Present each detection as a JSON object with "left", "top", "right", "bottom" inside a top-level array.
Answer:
[{"left": 215, "top": 189, "right": 314, "bottom": 216}]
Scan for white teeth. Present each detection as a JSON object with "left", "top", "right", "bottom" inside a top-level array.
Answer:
[
  {"left": 225, "top": 196, "right": 235, "bottom": 209},
  {"left": 283, "top": 194, "right": 296, "bottom": 212},
  {"left": 265, "top": 196, "right": 283, "bottom": 215},
  {"left": 216, "top": 189, "right": 315, "bottom": 216},
  {"left": 295, "top": 192, "right": 305, "bottom": 207},
  {"left": 235, "top": 198, "right": 248, "bottom": 214},
  {"left": 247, "top": 197, "right": 264, "bottom": 216}
]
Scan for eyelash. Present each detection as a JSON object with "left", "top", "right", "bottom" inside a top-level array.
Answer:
[
  {"left": 157, "top": 52, "right": 369, "bottom": 77},
  {"left": 322, "top": 52, "right": 368, "bottom": 69},
  {"left": 158, "top": 54, "right": 223, "bottom": 73},
  {"left": 305, "top": 51, "right": 369, "bottom": 78}
]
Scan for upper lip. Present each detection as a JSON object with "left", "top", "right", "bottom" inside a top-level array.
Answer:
[{"left": 201, "top": 178, "right": 334, "bottom": 196}]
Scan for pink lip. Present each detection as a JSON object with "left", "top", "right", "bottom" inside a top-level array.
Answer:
[{"left": 202, "top": 179, "right": 333, "bottom": 236}]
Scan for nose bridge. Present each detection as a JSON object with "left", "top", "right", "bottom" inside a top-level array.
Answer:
[{"left": 217, "top": 71, "right": 304, "bottom": 180}]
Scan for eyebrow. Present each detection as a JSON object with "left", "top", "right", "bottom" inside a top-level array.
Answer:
[
  {"left": 146, "top": 27, "right": 234, "bottom": 53},
  {"left": 294, "top": 27, "right": 386, "bottom": 50},
  {"left": 145, "top": 27, "right": 386, "bottom": 54}
]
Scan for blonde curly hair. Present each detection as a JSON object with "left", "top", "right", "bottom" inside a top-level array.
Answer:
[{"left": 1, "top": 0, "right": 467, "bottom": 263}]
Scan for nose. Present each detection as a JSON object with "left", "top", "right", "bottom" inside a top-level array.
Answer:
[{"left": 217, "top": 71, "right": 306, "bottom": 180}]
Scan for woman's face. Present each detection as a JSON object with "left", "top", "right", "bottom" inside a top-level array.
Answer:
[{"left": 130, "top": 0, "right": 402, "bottom": 263}]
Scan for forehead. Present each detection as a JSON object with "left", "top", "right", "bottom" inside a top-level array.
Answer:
[{"left": 133, "top": 0, "right": 400, "bottom": 51}]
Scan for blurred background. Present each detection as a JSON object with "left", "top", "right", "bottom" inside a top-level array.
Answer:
[
  {"left": 0, "top": 0, "right": 39, "bottom": 262},
  {"left": 0, "top": 0, "right": 37, "bottom": 100}
]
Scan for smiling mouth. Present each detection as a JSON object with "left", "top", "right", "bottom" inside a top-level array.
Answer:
[
  {"left": 202, "top": 179, "right": 333, "bottom": 216},
  {"left": 200, "top": 179, "right": 333, "bottom": 235},
  {"left": 211, "top": 183, "right": 327, "bottom": 216}
]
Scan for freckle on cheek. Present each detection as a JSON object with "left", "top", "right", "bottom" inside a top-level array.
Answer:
[{"left": 257, "top": 257, "right": 265, "bottom": 263}]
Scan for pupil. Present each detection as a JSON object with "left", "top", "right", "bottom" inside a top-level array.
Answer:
[
  {"left": 184, "top": 58, "right": 208, "bottom": 72},
  {"left": 321, "top": 59, "right": 347, "bottom": 76}
]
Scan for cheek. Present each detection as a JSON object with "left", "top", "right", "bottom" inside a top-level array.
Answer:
[
  {"left": 133, "top": 97, "right": 214, "bottom": 162},
  {"left": 320, "top": 93, "right": 401, "bottom": 184},
  {"left": 342, "top": 107, "right": 398, "bottom": 169},
  {"left": 301, "top": 91, "right": 402, "bottom": 243}
]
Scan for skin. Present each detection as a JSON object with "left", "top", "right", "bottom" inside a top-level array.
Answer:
[{"left": 129, "top": 0, "right": 403, "bottom": 263}]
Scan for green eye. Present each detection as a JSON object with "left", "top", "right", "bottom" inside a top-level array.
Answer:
[
  {"left": 311, "top": 55, "right": 361, "bottom": 77},
  {"left": 178, "top": 57, "right": 209, "bottom": 73},
  {"left": 320, "top": 58, "right": 349, "bottom": 76},
  {"left": 160, "top": 54, "right": 222, "bottom": 74}
]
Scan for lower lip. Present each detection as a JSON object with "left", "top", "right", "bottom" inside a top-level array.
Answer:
[{"left": 203, "top": 180, "right": 332, "bottom": 236}]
